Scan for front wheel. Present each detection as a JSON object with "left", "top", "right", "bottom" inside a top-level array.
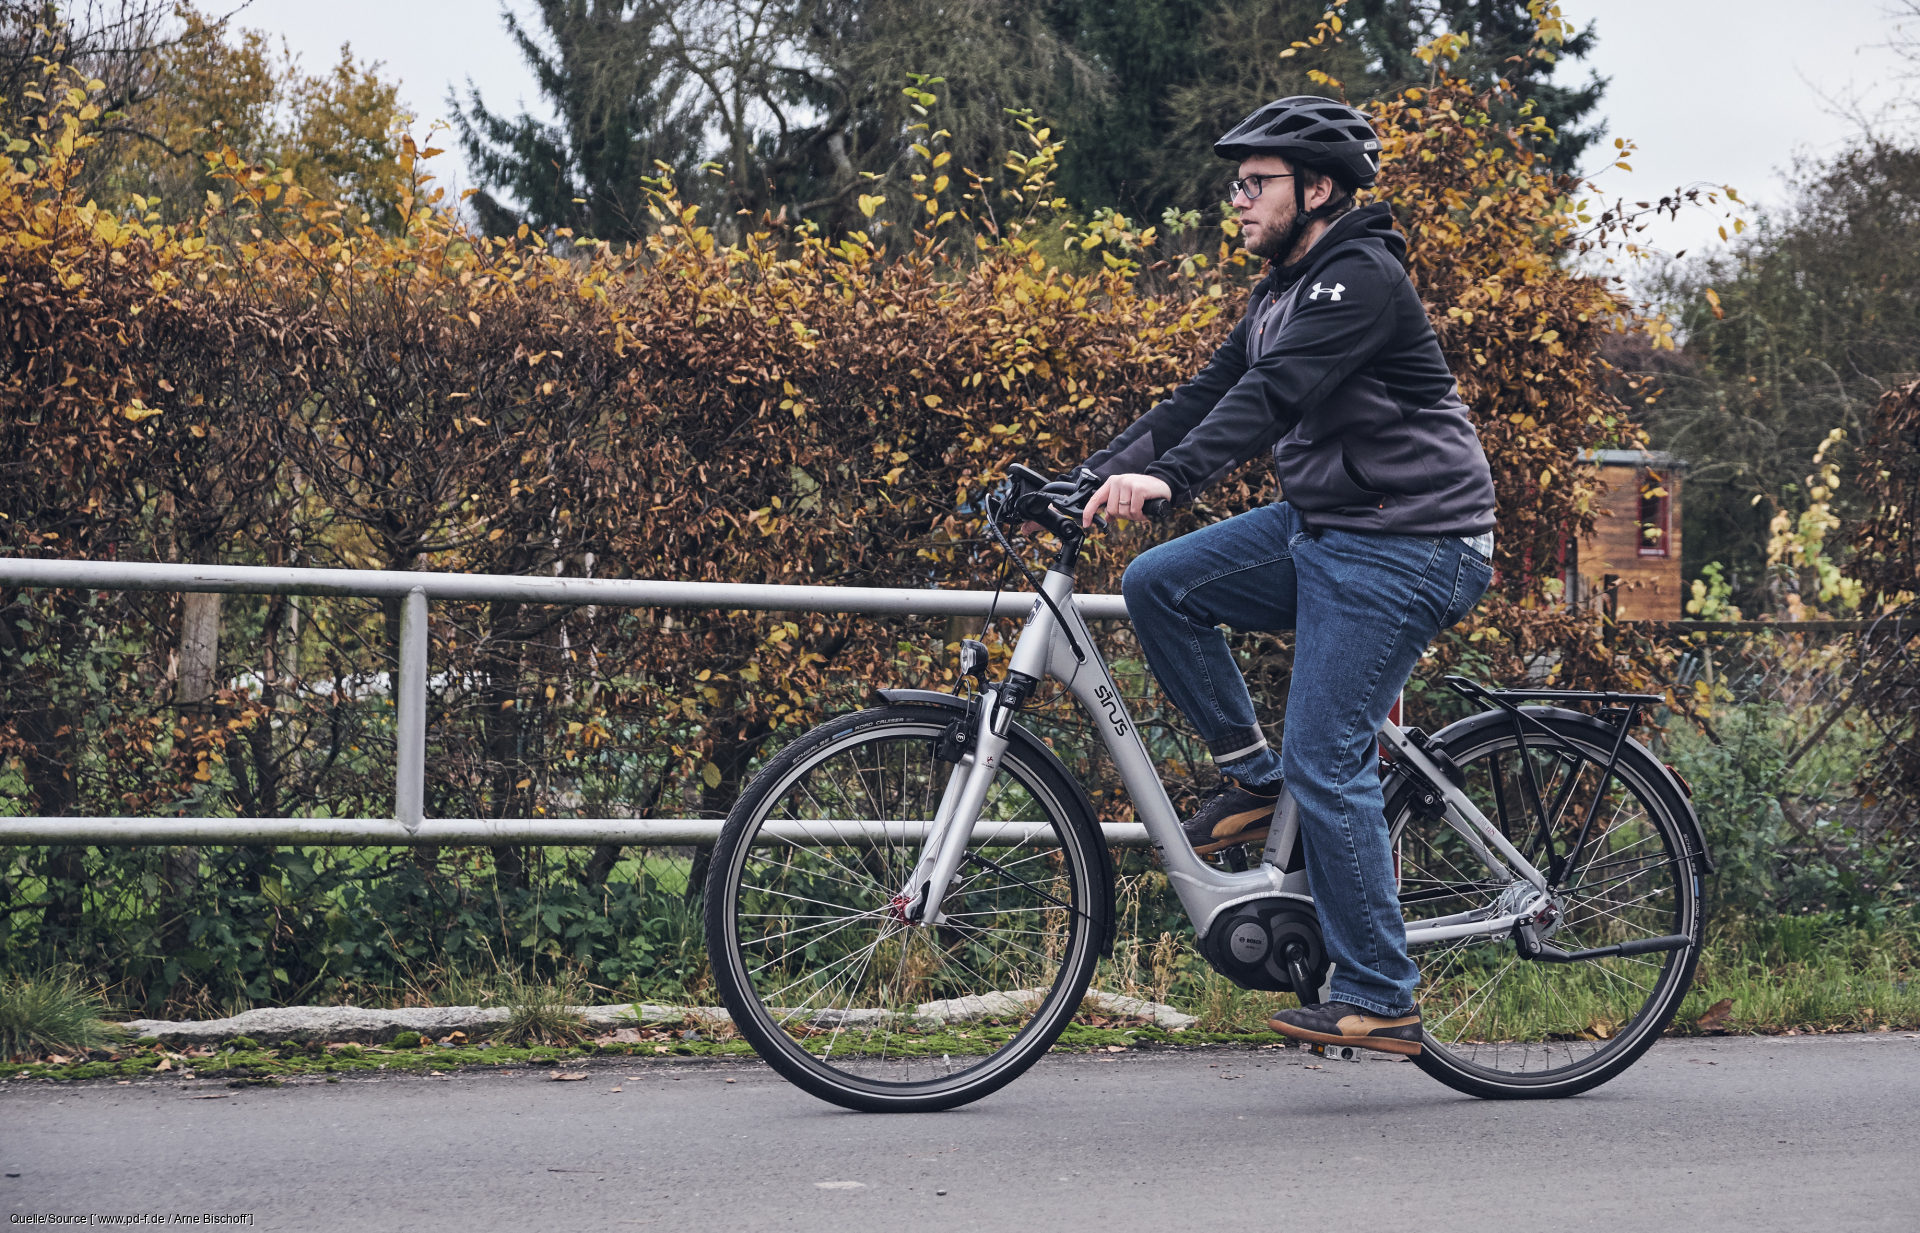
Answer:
[
  {"left": 705, "top": 704, "right": 1108, "bottom": 1112},
  {"left": 1387, "top": 710, "right": 1705, "bottom": 1099}
]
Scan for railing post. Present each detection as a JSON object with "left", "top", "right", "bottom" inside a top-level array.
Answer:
[{"left": 396, "top": 586, "right": 427, "bottom": 833}]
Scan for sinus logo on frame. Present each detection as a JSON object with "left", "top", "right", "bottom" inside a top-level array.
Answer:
[
  {"left": 1094, "top": 683, "right": 1129, "bottom": 735},
  {"left": 1308, "top": 281, "right": 1345, "bottom": 302}
]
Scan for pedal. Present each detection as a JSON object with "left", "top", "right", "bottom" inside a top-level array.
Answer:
[
  {"left": 1307, "top": 1042, "right": 1364, "bottom": 1064},
  {"left": 1221, "top": 844, "right": 1250, "bottom": 873}
]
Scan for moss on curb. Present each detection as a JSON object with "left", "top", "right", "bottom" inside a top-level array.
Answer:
[{"left": 0, "top": 1023, "right": 1295, "bottom": 1083}]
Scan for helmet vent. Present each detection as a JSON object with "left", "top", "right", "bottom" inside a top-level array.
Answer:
[{"left": 1273, "top": 114, "right": 1315, "bottom": 135}]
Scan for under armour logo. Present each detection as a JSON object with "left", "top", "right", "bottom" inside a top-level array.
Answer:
[{"left": 1308, "top": 281, "right": 1345, "bottom": 302}]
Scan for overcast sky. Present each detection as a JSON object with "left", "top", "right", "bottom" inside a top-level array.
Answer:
[{"left": 229, "top": 0, "right": 1916, "bottom": 262}]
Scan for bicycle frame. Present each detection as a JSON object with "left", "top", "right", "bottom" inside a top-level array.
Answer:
[{"left": 903, "top": 565, "right": 1554, "bottom": 949}]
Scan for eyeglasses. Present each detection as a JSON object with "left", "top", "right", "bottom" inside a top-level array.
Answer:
[{"left": 1228, "top": 172, "right": 1295, "bottom": 202}]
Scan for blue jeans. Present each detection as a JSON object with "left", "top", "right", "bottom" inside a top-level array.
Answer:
[{"left": 1121, "top": 502, "right": 1492, "bottom": 1016}]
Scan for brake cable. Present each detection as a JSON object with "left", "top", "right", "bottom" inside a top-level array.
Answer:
[{"left": 985, "top": 516, "right": 1087, "bottom": 664}]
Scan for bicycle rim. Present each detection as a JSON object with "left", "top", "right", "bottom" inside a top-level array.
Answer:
[
  {"left": 1392, "top": 717, "right": 1701, "bottom": 1097},
  {"left": 707, "top": 708, "right": 1102, "bottom": 1111}
]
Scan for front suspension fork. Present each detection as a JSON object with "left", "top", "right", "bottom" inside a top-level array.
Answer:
[{"left": 899, "top": 685, "right": 1019, "bottom": 924}]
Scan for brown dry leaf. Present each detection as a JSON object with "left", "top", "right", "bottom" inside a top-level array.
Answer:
[
  {"left": 550, "top": 1071, "right": 588, "bottom": 1082},
  {"left": 156, "top": 1058, "right": 172, "bottom": 1072},
  {"left": 1696, "top": 998, "right": 1734, "bottom": 1032},
  {"left": 1105, "top": 1045, "right": 1126, "bottom": 1053},
  {"left": 595, "top": 1028, "right": 646, "bottom": 1045},
  {"left": 653, "top": 1045, "right": 670, "bottom": 1054},
  {"left": 609, "top": 1086, "right": 622, "bottom": 1093}
]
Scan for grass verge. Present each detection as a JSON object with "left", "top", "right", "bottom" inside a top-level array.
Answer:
[{"left": 1, "top": 969, "right": 126, "bottom": 1061}]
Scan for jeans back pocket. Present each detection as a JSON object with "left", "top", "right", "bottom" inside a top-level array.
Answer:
[{"left": 1446, "top": 548, "right": 1494, "bottom": 627}]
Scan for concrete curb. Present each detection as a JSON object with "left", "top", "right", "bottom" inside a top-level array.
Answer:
[{"left": 116, "top": 990, "right": 1195, "bottom": 1045}]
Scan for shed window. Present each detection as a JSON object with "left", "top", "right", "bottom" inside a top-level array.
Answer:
[{"left": 1638, "top": 470, "right": 1671, "bottom": 557}]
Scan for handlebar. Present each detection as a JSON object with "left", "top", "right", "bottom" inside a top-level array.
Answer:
[{"left": 987, "top": 464, "right": 1169, "bottom": 539}]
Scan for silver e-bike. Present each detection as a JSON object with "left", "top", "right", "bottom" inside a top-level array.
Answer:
[{"left": 705, "top": 465, "right": 1710, "bottom": 1111}]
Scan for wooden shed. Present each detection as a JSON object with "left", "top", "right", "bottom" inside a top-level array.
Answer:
[{"left": 1563, "top": 449, "right": 1687, "bottom": 621}]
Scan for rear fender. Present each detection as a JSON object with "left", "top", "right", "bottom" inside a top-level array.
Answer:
[{"left": 1390, "top": 705, "right": 1713, "bottom": 876}]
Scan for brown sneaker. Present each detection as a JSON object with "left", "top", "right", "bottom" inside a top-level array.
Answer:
[
  {"left": 1268, "top": 1000, "right": 1423, "bottom": 1056},
  {"left": 1181, "top": 777, "right": 1279, "bottom": 855}
]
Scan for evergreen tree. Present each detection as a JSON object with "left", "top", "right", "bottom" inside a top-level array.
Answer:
[
  {"left": 453, "top": 0, "right": 704, "bottom": 242},
  {"left": 1052, "top": 0, "right": 1605, "bottom": 217},
  {"left": 767, "top": 0, "right": 1102, "bottom": 232},
  {"left": 1049, "top": 0, "right": 1211, "bottom": 216},
  {"left": 1152, "top": 0, "right": 1376, "bottom": 212},
  {"left": 1349, "top": 0, "right": 1604, "bottom": 174}
]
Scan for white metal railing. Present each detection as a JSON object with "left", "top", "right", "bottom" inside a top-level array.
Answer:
[{"left": 0, "top": 558, "right": 1140, "bottom": 848}]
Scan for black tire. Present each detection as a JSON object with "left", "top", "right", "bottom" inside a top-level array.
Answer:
[
  {"left": 705, "top": 704, "right": 1108, "bottom": 1112},
  {"left": 1386, "top": 710, "right": 1705, "bottom": 1099}
]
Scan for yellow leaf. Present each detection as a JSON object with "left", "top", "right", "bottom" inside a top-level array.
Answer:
[
  {"left": 857, "top": 194, "right": 886, "bottom": 218},
  {"left": 516, "top": 778, "right": 531, "bottom": 789},
  {"left": 701, "top": 762, "right": 722, "bottom": 789}
]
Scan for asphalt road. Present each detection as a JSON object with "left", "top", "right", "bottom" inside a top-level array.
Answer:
[{"left": 6, "top": 1032, "right": 1918, "bottom": 1232}]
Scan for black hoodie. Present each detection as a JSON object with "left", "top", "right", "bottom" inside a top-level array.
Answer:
[{"left": 1084, "top": 203, "right": 1496, "bottom": 538}]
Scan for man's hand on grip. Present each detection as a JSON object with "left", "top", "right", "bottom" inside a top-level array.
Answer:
[{"left": 1084, "top": 474, "right": 1172, "bottom": 527}]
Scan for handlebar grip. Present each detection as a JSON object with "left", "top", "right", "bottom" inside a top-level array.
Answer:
[{"left": 1142, "top": 497, "right": 1170, "bottom": 520}]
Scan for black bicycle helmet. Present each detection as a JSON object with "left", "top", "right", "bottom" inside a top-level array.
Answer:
[{"left": 1214, "top": 95, "right": 1381, "bottom": 190}]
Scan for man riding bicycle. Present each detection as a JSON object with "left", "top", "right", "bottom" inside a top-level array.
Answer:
[{"left": 1077, "top": 96, "right": 1496, "bottom": 1056}]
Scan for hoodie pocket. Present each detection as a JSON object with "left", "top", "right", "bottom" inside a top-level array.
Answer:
[
  {"left": 1275, "top": 437, "right": 1388, "bottom": 510},
  {"left": 1340, "top": 448, "right": 1389, "bottom": 502}
]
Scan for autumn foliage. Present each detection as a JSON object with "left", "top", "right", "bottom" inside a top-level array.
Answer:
[{"left": 0, "top": 45, "right": 1689, "bottom": 1004}]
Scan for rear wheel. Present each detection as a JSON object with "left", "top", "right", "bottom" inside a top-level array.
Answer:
[
  {"left": 705, "top": 704, "right": 1107, "bottom": 1112},
  {"left": 1387, "top": 711, "right": 1704, "bottom": 1099}
]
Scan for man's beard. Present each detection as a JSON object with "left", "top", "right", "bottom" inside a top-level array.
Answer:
[{"left": 1245, "top": 212, "right": 1295, "bottom": 262}]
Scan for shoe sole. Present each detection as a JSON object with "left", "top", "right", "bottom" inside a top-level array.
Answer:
[
  {"left": 1191, "top": 827, "right": 1270, "bottom": 856},
  {"left": 1266, "top": 1018, "right": 1423, "bottom": 1057}
]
